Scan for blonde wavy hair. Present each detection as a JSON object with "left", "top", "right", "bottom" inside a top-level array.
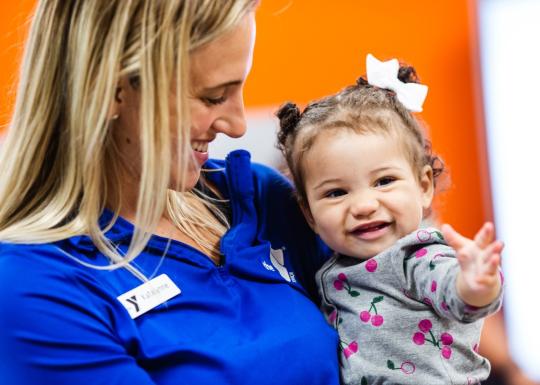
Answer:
[{"left": 0, "top": 0, "right": 257, "bottom": 280}]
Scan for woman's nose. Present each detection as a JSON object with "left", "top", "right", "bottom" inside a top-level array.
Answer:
[{"left": 212, "top": 93, "right": 247, "bottom": 138}]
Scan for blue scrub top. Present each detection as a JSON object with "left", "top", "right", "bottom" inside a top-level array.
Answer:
[{"left": 0, "top": 150, "right": 340, "bottom": 385}]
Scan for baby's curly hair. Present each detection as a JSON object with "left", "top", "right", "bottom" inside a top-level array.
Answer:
[{"left": 276, "top": 63, "right": 444, "bottom": 211}]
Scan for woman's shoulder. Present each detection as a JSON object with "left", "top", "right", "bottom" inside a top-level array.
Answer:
[
  {"left": 0, "top": 241, "right": 69, "bottom": 275},
  {"left": 0, "top": 240, "right": 116, "bottom": 308},
  {"left": 207, "top": 150, "right": 294, "bottom": 199}
]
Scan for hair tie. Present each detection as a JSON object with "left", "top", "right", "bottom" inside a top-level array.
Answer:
[{"left": 276, "top": 102, "right": 301, "bottom": 147}]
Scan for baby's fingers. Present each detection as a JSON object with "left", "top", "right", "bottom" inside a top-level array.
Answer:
[
  {"left": 476, "top": 253, "right": 501, "bottom": 286},
  {"left": 482, "top": 240, "right": 503, "bottom": 270},
  {"left": 474, "top": 222, "right": 495, "bottom": 249},
  {"left": 442, "top": 224, "right": 469, "bottom": 250}
]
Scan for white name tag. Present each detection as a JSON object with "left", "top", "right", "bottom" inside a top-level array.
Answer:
[{"left": 117, "top": 274, "right": 181, "bottom": 319}]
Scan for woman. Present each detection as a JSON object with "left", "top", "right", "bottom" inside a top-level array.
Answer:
[{"left": 0, "top": 1, "right": 339, "bottom": 384}]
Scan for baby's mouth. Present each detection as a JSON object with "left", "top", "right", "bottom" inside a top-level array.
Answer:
[{"left": 352, "top": 221, "right": 390, "bottom": 235}]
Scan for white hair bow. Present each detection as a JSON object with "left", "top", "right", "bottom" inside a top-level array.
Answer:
[{"left": 366, "top": 53, "right": 428, "bottom": 112}]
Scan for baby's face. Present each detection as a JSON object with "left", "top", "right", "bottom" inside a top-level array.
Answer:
[{"left": 302, "top": 130, "right": 434, "bottom": 259}]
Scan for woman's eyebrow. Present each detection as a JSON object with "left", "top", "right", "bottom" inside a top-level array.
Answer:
[{"left": 202, "top": 79, "right": 243, "bottom": 92}]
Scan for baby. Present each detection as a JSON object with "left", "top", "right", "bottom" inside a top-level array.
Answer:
[{"left": 276, "top": 54, "right": 503, "bottom": 385}]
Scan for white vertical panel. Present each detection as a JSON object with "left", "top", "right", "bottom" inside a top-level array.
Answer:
[
  {"left": 479, "top": 0, "right": 540, "bottom": 379},
  {"left": 211, "top": 107, "right": 283, "bottom": 168}
]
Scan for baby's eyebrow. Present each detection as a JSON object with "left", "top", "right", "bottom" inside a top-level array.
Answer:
[
  {"left": 313, "top": 178, "right": 342, "bottom": 191},
  {"left": 370, "top": 165, "right": 406, "bottom": 174}
]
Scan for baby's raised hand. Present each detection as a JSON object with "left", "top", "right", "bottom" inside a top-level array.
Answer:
[{"left": 441, "top": 222, "right": 503, "bottom": 307}]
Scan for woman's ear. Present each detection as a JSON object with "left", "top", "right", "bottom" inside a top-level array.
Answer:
[
  {"left": 419, "top": 165, "right": 435, "bottom": 210},
  {"left": 107, "top": 86, "right": 123, "bottom": 121},
  {"left": 107, "top": 76, "right": 132, "bottom": 121}
]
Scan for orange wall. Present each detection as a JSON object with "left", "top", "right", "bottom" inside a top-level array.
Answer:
[
  {"left": 0, "top": 0, "right": 35, "bottom": 126},
  {"left": 248, "top": 0, "right": 492, "bottom": 237},
  {"left": 0, "top": 1, "right": 491, "bottom": 237}
]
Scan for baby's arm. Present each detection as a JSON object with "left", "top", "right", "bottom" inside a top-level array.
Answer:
[{"left": 441, "top": 222, "right": 503, "bottom": 307}]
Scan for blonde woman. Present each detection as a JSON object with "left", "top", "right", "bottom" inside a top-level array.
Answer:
[{"left": 0, "top": 1, "right": 339, "bottom": 384}]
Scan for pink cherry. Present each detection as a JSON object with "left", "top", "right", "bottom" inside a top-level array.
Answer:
[
  {"left": 413, "top": 332, "right": 425, "bottom": 345},
  {"left": 415, "top": 248, "right": 428, "bottom": 258},
  {"left": 343, "top": 341, "right": 358, "bottom": 359},
  {"left": 441, "top": 346, "right": 452, "bottom": 359},
  {"left": 473, "top": 343, "right": 479, "bottom": 353},
  {"left": 337, "top": 273, "right": 347, "bottom": 281},
  {"left": 431, "top": 280, "right": 437, "bottom": 292},
  {"left": 333, "top": 280, "right": 344, "bottom": 290},
  {"left": 418, "top": 319, "right": 432, "bottom": 333},
  {"left": 365, "top": 259, "right": 378, "bottom": 272},
  {"left": 371, "top": 314, "right": 384, "bottom": 327},
  {"left": 359, "top": 311, "right": 371, "bottom": 323},
  {"left": 423, "top": 297, "right": 433, "bottom": 306},
  {"left": 417, "top": 230, "right": 431, "bottom": 242},
  {"left": 328, "top": 310, "right": 337, "bottom": 324},
  {"left": 440, "top": 332, "right": 453, "bottom": 346},
  {"left": 400, "top": 361, "right": 416, "bottom": 375},
  {"left": 441, "top": 301, "right": 449, "bottom": 311}
]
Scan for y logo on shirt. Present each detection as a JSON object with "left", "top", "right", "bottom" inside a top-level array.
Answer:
[{"left": 270, "top": 247, "right": 296, "bottom": 283}]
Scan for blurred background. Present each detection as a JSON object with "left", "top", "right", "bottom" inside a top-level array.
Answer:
[{"left": 0, "top": 1, "right": 537, "bottom": 384}]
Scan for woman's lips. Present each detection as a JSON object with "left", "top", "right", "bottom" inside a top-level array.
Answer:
[
  {"left": 192, "top": 148, "right": 209, "bottom": 166},
  {"left": 191, "top": 140, "right": 209, "bottom": 166}
]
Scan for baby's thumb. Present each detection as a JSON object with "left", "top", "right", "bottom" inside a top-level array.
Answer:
[{"left": 441, "top": 224, "right": 467, "bottom": 250}]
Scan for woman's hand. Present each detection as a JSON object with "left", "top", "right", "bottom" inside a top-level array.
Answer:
[{"left": 441, "top": 222, "right": 503, "bottom": 307}]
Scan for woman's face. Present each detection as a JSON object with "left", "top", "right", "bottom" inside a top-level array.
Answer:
[
  {"left": 185, "top": 11, "right": 256, "bottom": 189},
  {"left": 114, "top": 12, "right": 256, "bottom": 191}
]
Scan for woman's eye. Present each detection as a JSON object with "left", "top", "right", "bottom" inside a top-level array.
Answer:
[
  {"left": 203, "top": 95, "right": 227, "bottom": 105},
  {"left": 325, "top": 189, "right": 347, "bottom": 198},
  {"left": 375, "top": 176, "right": 396, "bottom": 187}
]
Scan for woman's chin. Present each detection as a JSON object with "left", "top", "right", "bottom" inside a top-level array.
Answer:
[{"left": 168, "top": 168, "right": 201, "bottom": 192}]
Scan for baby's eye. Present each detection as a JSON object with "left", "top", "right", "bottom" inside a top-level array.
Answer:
[
  {"left": 325, "top": 189, "right": 347, "bottom": 198},
  {"left": 375, "top": 176, "right": 396, "bottom": 187}
]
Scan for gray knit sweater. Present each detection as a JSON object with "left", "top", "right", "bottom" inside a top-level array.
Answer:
[{"left": 316, "top": 227, "right": 503, "bottom": 385}]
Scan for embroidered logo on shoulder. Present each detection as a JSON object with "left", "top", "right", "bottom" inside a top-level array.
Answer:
[
  {"left": 270, "top": 247, "right": 296, "bottom": 283},
  {"left": 262, "top": 260, "right": 275, "bottom": 271}
]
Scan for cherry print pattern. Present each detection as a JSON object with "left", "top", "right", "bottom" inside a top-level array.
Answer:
[
  {"left": 340, "top": 339, "right": 359, "bottom": 359},
  {"left": 359, "top": 296, "right": 385, "bottom": 327},
  {"left": 412, "top": 319, "right": 454, "bottom": 359},
  {"left": 416, "top": 229, "right": 444, "bottom": 243},
  {"left": 333, "top": 273, "right": 360, "bottom": 297},
  {"left": 429, "top": 253, "right": 444, "bottom": 271},
  {"left": 387, "top": 359, "right": 416, "bottom": 375},
  {"left": 365, "top": 259, "right": 378, "bottom": 272}
]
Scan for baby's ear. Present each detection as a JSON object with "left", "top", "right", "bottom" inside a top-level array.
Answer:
[
  {"left": 419, "top": 165, "right": 435, "bottom": 210},
  {"left": 299, "top": 201, "right": 318, "bottom": 233}
]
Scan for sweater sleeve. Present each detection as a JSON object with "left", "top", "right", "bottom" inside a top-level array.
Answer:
[
  {"left": 0, "top": 248, "right": 158, "bottom": 385},
  {"left": 399, "top": 230, "right": 502, "bottom": 323}
]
